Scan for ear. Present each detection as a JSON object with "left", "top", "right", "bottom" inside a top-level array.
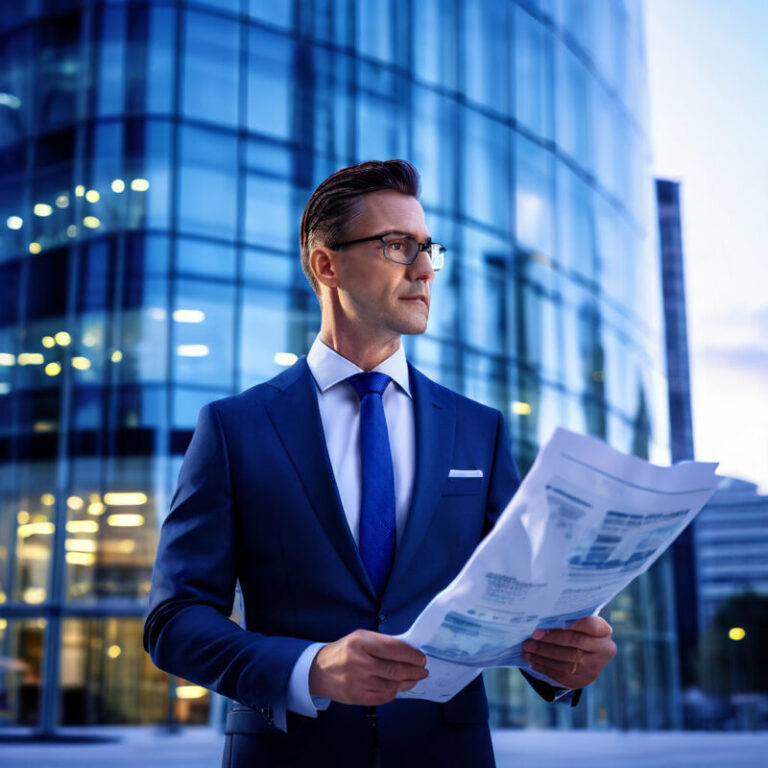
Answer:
[{"left": 310, "top": 246, "right": 340, "bottom": 290}]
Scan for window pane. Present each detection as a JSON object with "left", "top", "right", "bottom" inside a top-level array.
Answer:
[
  {"left": 178, "top": 126, "right": 237, "bottom": 240},
  {"left": 0, "top": 618, "right": 46, "bottom": 725},
  {"left": 554, "top": 38, "right": 592, "bottom": 170},
  {"left": 556, "top": 161, "right": 596, "bottom": 282},
  {"left": 357, "top": 0, "right": 398, "bottom": 64},
  {"left": 413, "top": 0, "right": 457, "bottom": 89},
  {"left": 514, "top": 5, "right": 553, "bottom": 140},
  {"left": 244, "top": 174, "right": 292, "bottom": 252},
  {"left": 248, "top": 0, "right": 293, "bottom": 29},
  {"left": 176, "top": 237, "right": 236, "bottom": 280},
  {"left": 247, "top": 29, "right": 293, "bottom": 139},
  {"left": 515, "top": 133, "right": 555, "bottom": 257},
  {"left": 97, "top": 5, "right": 126, "bottom": 118},
  {"left": 464, "top": 0, "right": 509, "bottom": 113},
  {"left": 183, "top": 10, "right": 239, "bottom": 128}
]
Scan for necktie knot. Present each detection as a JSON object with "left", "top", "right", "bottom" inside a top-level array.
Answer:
[{"left": 347, "top": 371, "right": 392, "bottom": 400}]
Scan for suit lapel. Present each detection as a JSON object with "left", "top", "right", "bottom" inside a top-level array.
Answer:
[
  {"left": 386, "top": 365, "right": 455, "bottom": 595},
  {"left": 265, "top": 359, "right": 376, "bottom": 599}
]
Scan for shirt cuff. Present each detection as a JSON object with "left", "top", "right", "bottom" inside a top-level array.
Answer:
[
  {"left": 286, "top": 642, "right": 331, "bottom": 717},
  {"left": 523, "top": 666, "right": 575, "bottom": 703}
]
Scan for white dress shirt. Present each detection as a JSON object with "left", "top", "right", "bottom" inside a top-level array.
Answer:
[{"left": 285, "top": 336, "right": 415, "bottom": 717}]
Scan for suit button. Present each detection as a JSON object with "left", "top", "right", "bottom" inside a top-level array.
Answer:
[{"left": 378, "top": 613, "right": 386, "bottom": 624}]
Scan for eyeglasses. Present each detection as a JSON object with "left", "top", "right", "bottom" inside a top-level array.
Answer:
[{"left": 332, "top": 230, "right": 446, "bottom": 271}]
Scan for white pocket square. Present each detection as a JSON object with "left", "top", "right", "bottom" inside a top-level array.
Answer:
[{"left": 449, "top": 469, "right": 483, "bottom": 478}]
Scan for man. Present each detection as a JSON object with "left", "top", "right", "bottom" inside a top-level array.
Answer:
[{"left": 143, "top": 160, "right": 616, "bottom": 767}]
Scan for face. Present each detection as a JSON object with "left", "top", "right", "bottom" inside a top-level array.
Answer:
[{"left": 329, "top": 190, "right": 435, "bottom": 342}]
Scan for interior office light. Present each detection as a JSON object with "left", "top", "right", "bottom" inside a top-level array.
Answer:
[
  {"left": 728, "top": 627, "right": 746, "bottom": 641},
  {"left": 274, "top": 352, "right": 298, "bottom": 367},
  {"left": 41, "top": 494, "right": 55, "bottom": 506},
  {"left": 45, "top": 362, "right": 61, "bottom": 376},
  {"left": 17, "top": 511, "right": 30, "bottom": 524},
  {"left": 85, "top": 189, "right": 100, "bottom": 203},
  {"left": 107, "top": 513, "right": 145, "bottom": 527},
  {"left": 67, "top": 495, "right": 84, "bottom": 510},
  {"left": 88, "top": 502, "right": 106, "bottom": 516},
  {"left": 67, "top": 225, "right": 77, "bottom": 237},
  {"left": 55, "top": 331, "right": 71, "bottom": 345},
  {"left": 66, "top": 520, "right": 99, "bottom": 533},
  {"left": 66, "top": 552, "right": 95, "bottom": 566},
  {"left": 176, "top": 685, "right": 208, "bottom": 699},
  {"left": 29, "top": 242, "right": 42, "bottom": 254},
  {"left": 83, "top": 216, "right": 101, "bottom": 229},
  {"left": 33, "top": 203, "right": 52, "bottom": 217},
  {"left": 111, "top": 179, "right": 125, "bottom": 193},
  {"left": 131, "top": 178, "right": 150, "bottom": 191},
  {"left": 107, "top": 645, "right": 122, "bottom": 658},
  {"left": 512, "top": 401, "right": 532, "bottom": 415},
  {"left": 75, "top": 185, "right": 85, "bottom": 196},
  {"left": 111, "top": 349, "right": 123, "bottom": 362},
  {"left": 172, "top": 309, "right": 206, "bottom": 323},
  {"left": 23, "top": 587, "right": 46, "bottom": 603},
  {"left": 18, "top": 353, "right": 44, "bottom": 365},
  {"left": 0, "top": 384, "right": 9, "bottom": 394},
  {"left": 71, "top": 356, "right": 91, "bottom": 370},
  {"left": 17, "top": 522, "right": 55, "bottom": 537},
  {"left": 6, "top": 215, "right": 22, "bottom": 229},
  {"left": 177, "top": 344, "right": 210, "bottom": 357},
  {"left": 104, "top": 492, "right": 147, "bottom": 505},
  {"left": 0, "top": 353, "right": 15, "bottom": 365},
  {"left": 55, "top": 194, "right": 69, "bottom": 208},
  {"left": 42, "top": 335, "right": 55, "bottom": 348}
]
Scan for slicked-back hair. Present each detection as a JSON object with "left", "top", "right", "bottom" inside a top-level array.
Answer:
[{"left": 299, "top": 159, "right": 421, "bottom": 293}]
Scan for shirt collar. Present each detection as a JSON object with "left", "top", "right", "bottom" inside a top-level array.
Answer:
[{"left": 306, "top": 335, "right": 412, "bottom": 398}]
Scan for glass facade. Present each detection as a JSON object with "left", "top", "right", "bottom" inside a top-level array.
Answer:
[{"left": 0, "top": 0, "right": 678, "bottom": 731}]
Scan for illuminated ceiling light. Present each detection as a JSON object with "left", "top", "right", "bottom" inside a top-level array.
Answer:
[
  {"left": 104, "top": 492, "right": 147, "bottom": 506},
  {"left": 89, "top": 493, "right": 101, "bottom": 503},
  {"left": 101, "top": 539, "right": 135, "bottom": 554},
  {"left": 17, "top": 510, "right": 30, "bottom": 524},
  {"left": 71, "top": 356, "right": 91, "bottom": 370},
  {"left": 42, "top": 335, "right": 55, "bottom": 348},
  {"left": 34, "top": 421, "right": 56, "bottom": 432},
  {"left": 29, "top": 242, "right": 42, "bottom": 254},
  {"left": 41, "top": 493, "right": 55, "bottom": 506},
  {"left": 23, "top": 587, "right": 46, "bottom": 604},
  {"left": 18, "top": 353, "right": 44, "bottom": 365},
  {"left": 728, "top": 627, "right": 746, "bottom": 641},
  {"left": 0, "top": 383, "right": 10, "bottom": 394},
  {"left": 66, "top": 520, "right": 98, "bottom": 533},
  {"left": 55, "top": 331, "right": 72, "bottom": 346},
  {"left": 0, "top": 618, "right": 6, "bottom": 630},
  {"left": 273, "top": 352, "right": 298, "bottom": 367},
  {"left": 107, "top": 513, "right": 145, "bottom": 527},
  {"left": 45, "top": 362, "right": 61, "bottom": 377},
  {"left": 512, "top": 401, "right": 532, "bottom": 416},
  {"left": 111, "top": 178, "right": 125, "bottom": 193},
  {"left": 82, "top": 331, "right": 99, "bottom": 347},
  {"left": 0, "top": 92, "right": 21, "bottom": 109},
  {"left": 172, "top": 309, "right": 206, "bottom": 323},
  {"left": 110, "top": 349, "right": 123, "bottom": 363},
  {"left": 83, "top": 216, "right": 101, "bottom": 229},
  {"left": 0, "top": 353, "right": 15, "bottom": 366},
  {"left": 66, "top": 495, "right": 84, "bottom": 511},
  {"left": 130, "top": 178, "right": 150, "bottom": 192},
  {"left": 75, "top": 185, "right": 85, "bottom": 197},
  {"left": 55, "top": 194, "right": 69, "bottom": 208},
  {"left": 87, "top": 502, "right": 105, "bottom": 516},
  {"left": 65, "top": 538, "right": 97, "bottom": 553},
  {"left": 66, "top": 225, "right": 77, "bottom": 238},
  {"left": 106, "top": 644, "right": 122, "bottom": 659},
  {"left": 18, "top": 523, "right": 54, "bottom": 538},
  {"left": 33, "top": 203, "right": 53, "bottom": 217},
  {"left": 175, "top": 685, "right": 208, "bottom": 700},
  {"left": 66, "top": 551, "right": 95, "bottom": 566},
  {"left": 176, "top": 344, "right": 209, "bottom": 357},
  {"left": 85, "top": 189, "right": 100, "bottom": 203},
  {"left": 6, "top": 215, "right": 22, "bottom": 230},
  {"left": 0, "top": 590, "right": 6, "bottom": 604},
  {"left": 148, "top": 307, "right": 166, "bottom": 321}
]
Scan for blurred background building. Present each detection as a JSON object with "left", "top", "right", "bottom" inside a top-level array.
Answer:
[{"left": 0, "top": 0, "right": 679, "bottom": 734}]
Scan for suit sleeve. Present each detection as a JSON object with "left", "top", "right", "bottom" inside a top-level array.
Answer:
[
  {"left": 142, "top": 402, "right": 311, "bottom": 731},
  {"left": 485, "top": 410, "right": 582, "bottom": 708}
]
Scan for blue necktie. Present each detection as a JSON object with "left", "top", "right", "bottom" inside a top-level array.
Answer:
[{"left": 347, "top": 371, "right": 396, "bottom": 596}]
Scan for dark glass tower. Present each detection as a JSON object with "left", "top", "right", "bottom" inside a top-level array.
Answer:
[{"left": 0, "top": 0, "right": 679, "bottom": 732}]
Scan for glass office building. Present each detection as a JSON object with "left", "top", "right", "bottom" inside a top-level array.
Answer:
[{"left": 0, "top": 0, "right": 678, "bottom": 732}]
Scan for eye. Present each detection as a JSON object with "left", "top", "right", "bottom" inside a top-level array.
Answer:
[{"left": 386, "top": 238, "right": 408, "bottom": 252}]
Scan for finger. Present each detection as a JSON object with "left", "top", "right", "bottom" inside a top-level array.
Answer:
[
  {"left": 365, "top": 635, "right": 427, "bottom": 666},
  {"left": 565, "top": 616, "right": 612, "bottom": 637},
  {"left": 522, "top": 641, "right": 583, "bottom": 665},
  {"left": 525, "top": 629, "right": 602, "bottom": 652},
  {"left": 527, "top": 660, "right": 581, "bottom": 688},
  {"left": 370, "top": 657, "right": 430, "bottom": 682},
  {"left": 525, "top": 652, "right": 580, "bottom": 675}
]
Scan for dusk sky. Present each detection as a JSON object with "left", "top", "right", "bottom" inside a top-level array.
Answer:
[{"left": 644, "top": 0, "right": 768, "bottom": 491}]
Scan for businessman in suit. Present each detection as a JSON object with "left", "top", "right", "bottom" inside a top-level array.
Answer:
[{"left": 143, "top": 160, "right": 616, "bottom": 767}]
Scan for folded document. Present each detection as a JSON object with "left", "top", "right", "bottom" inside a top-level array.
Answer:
[{"left": 396, "top": 428, "right": 720, "bottom": 701}]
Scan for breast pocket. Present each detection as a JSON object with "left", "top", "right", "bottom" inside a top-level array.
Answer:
[{"left": 441, "top": 475, "right": 483, "bottom": 496}]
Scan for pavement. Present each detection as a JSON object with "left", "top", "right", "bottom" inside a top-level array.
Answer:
[{"left": 0, "top": 726, "right": 766, "bottom": 767}]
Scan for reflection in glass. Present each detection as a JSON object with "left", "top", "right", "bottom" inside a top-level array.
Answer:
[{"left": 0, "top": 618, "right": 46, "bottom": 725}]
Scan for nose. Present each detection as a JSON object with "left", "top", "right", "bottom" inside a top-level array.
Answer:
[{"left": 407, "top": 247, "right": 435, "bottom": 285}]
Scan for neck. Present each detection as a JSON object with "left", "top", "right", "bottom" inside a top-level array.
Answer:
[{"left": 318, "top": 319, "right": 401, "bottom": 371}]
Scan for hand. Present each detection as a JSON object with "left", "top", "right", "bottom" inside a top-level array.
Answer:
[
  {"left": 309, "top": 629, "right": 428, "bottom": 706},
  {"left": 521, "top": 616, "right": 616, "bottom": 689}
]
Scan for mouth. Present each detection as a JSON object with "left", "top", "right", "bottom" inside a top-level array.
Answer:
[{"left": 400, "top": 295, "right": 428, "bottom": 307}]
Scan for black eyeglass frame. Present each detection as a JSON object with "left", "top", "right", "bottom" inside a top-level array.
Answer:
[{"left": 331, "top": 230, "right": 446, "bottom": 270}]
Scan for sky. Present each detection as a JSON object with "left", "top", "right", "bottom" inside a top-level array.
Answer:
[{"left": 644, "top": 0, "right": 768, "bottom": 492}]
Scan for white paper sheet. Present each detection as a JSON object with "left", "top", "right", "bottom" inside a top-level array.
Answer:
[{"left": 396, "top": 428, "right": 720, "bottom": 701}]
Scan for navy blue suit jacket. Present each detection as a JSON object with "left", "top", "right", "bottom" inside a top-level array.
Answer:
[{"left": 144, "top": 358, "right": 572, "bottom": 767}]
